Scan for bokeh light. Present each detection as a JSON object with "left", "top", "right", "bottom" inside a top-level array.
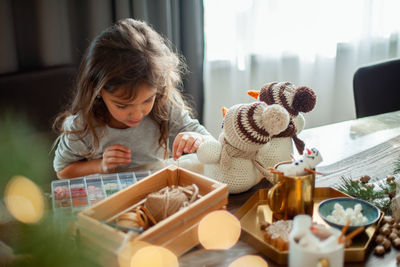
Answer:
[
  {"left": 198, "top": 210, "right": 241, "bottom": 250},
  {"left": 118, "top": 240, "right": 150, "bottom": 267},
  {"left": 130, "top": 245, "right": 178, "bottom": 267},
  {"left": 229, "top": 255, "right": 268, "bottom": 267},
  {"left": 4, "top": 175, "right": 45, "bottom": 224}
]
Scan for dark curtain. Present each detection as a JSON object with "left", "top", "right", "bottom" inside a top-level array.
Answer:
[
  {"left": 130, "top": 0, "right": 205, "bottom": 122},
  {"left": 0, "top": 0, "right": 204, "bottom": 132}
]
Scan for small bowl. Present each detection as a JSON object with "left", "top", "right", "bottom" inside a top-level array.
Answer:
[{"left": 318, "top": 197, "right": 380, "bottom": 232}]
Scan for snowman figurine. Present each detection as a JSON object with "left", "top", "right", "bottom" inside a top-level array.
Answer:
[{"left": 276, "top": 148, "right": 322, "bottom": 176}]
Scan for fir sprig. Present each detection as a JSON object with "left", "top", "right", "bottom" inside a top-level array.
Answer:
[{"left": 335, "top": 176, "right": 396, "bottom": 215}]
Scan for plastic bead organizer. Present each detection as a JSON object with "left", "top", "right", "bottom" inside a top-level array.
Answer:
[{"left": 51, "top": 170, "right": 151, "bottom": 212}]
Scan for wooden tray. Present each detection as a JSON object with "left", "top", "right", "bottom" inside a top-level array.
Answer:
[{"left": 235, "top": 187, "right": 383, "bottom": 265}]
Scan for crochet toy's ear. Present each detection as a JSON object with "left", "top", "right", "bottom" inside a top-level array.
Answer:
[
  {"left": 292, "top": 86, "right": 317, "bottom": 113},
  {"left": 247, "top": 90, "right": 260, "bottom": 99},
  {"left": 222, "top": 107, "right": 228, "bottom": 118},
  {"left": 261, "top": 104, "right": 290, "bottom": 136}
]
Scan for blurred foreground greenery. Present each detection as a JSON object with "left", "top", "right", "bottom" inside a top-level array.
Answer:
[
  {"left": 0, "top": 111, "right": 98, "bottom": 267},
  {"left": 0, "top": 112, "right": 53, "bottom": 196}
]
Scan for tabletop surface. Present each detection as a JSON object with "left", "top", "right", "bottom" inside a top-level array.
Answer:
[
  {"left": 299, "top": 110, "right": 400, "bottom": 167},
  {"left": 179, "top": 110, "right": 400, "bottom": 267}
]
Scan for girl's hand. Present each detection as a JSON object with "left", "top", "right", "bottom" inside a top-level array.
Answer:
[
  {"left": 101, "top": 144, "right": 131, "bottom": 173},
  {"left": 172, "top": 132, "right": 210, "bottom": 160}
]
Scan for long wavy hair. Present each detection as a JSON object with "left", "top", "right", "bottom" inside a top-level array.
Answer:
[{"left": 53, "top": 18, "right": 189, "bottom": 158}]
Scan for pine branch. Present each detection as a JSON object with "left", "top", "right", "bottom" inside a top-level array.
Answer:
[{"left": 335, "top": 176, "right": 396, "bottom": 215}]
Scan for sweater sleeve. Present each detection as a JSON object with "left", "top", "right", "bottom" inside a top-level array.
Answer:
[
  {"left": 53, "top": 115, "right": 92, "bottom": 172},
  {"left": 167, "top": 103, "right": 212, "bottom": 149}
]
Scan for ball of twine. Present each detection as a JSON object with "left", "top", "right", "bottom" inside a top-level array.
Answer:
[{"left": 145, "top": 184, "right": 199, "bottom": 222}]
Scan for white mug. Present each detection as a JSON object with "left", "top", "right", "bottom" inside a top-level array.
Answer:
[{"left": 289, "top": 227, "right": 344, "bottom": 267}]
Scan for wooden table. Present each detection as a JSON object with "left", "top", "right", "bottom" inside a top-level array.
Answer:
[{"left": 179, "top": 110, "right": 400, "bottom": 267}]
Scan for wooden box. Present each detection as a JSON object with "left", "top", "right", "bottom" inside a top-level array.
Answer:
[{"left": 77, "top": 165, "right": 228, "bottom": 266}]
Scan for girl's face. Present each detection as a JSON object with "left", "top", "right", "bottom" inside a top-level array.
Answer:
[{"left": 100, "top": 83, "right": 157, "bottom": 129}]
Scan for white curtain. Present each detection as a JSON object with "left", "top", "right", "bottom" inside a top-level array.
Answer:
[{"left": 203, "top": 0, "right": 400, "bottom": 137}]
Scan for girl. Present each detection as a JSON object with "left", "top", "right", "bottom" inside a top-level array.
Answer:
[{"left": 53, "top": 18, "right": 212, "bottom": 179}]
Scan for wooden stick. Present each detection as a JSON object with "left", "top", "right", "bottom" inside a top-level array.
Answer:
[
  {"left": 304, "top": 168, "right": 323, "bottom": 175},
  {"left": 268, "top": 167, "right": 284, "bottom": 175},
  {"left": 290, "top": 153, "right": 295, "bottom": 160},
  {"left": 339, "top": 226, "right": 365, "bottom": 244},
  {"left": 102, "top": 221, "right": 144, "bottom": 233},
  {"left": 338, "top": 219, "right": 350, "bottom": 243}
]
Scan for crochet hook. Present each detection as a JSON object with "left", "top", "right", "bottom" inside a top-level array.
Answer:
[{"left": 102, "top": 221, "right": 144, "bottom": 233}]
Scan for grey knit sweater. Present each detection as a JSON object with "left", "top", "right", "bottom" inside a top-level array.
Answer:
[{"left": 53, "top": 105, "right": 210, "bottom": 172}]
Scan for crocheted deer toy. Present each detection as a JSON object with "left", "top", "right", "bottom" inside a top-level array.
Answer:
[
  {"left": 197, "top": 102, "right": 290, "bottom": 193},
  {"left": 248, "top": 81, "right": 316, "bottom": 182}
]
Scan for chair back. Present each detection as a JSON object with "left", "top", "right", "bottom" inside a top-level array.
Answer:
[{"left": 353, "top": 58, "right": 400, "bottom": 118}]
